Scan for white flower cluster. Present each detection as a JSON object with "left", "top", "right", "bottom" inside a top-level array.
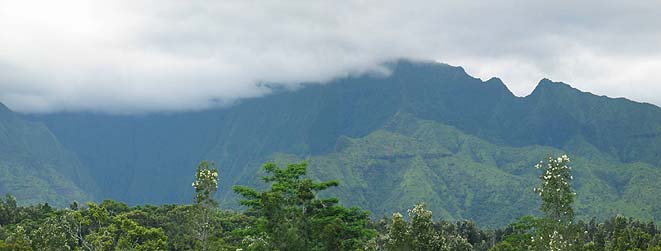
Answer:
[
  {"left": 409, "top": 204, "right": 433, "bottom": 220},
  {"left": 242, "top": 234, "right": 270, "bottom": 250},
  {"left": 531, "top": 231, "right": 571, "bottom": 251},
  {"left": 548, "top": 230, "right": 570, "bottom": 250},
  {"left": 533, "top": 155, "right": 573, "bottom": 197},
  {"left": 192, "top": 169, "right": 219, "bottom": 189}
]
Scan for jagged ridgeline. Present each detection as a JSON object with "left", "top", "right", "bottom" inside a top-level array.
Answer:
[{"left": 1, "top": 59, "right": 656, "bottom": 227}]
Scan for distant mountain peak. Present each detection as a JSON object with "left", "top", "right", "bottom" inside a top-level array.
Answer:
[
  {"left": 385, "top": 59, "right": 516, "bottom": 99},
  {"left": 530, "top": 78, "right": 579, "bottom": 97},
  {"left": 485, "top": 77, "right": 515, "bottom": 96},
  {"left": 486, "top": 77, "right": 503, "bottom": 83},
  {"left": 538, "top": 78, "right": 571, "bottom": 88}
]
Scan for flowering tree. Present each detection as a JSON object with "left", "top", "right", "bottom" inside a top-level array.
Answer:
[
  {"left": 534, "top": 155, "right": 574, "bottom": 223},
  {"left": 408, "top": 204, "right": 441, "bottom": 250},
  {"left": 192, "top": 161, "right": 219, "bottom": 207},
  {"left": 532, "top": 154, "right": 575, "bottom": 250},
  {"left": 386, "top": 212, "right": 411, "bottom": 250},
  {"left": 191, "top": 161, "right": 219, "bottom": 251}
]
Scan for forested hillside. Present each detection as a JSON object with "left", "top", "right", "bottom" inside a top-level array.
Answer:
[
  {"left": 0, "top": 103, "right": 95, "bottom": 205},
  {"left": 273, "top": 113, "right": 660, "bottom": 226},
  {"left": 13, "top": 60, "right": 660, "bottom": 226},
  {"left": 0, "top": 158, "right": 658, "bottom": 250}
]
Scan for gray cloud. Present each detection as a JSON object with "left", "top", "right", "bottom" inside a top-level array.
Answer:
[{"left": 1, "top": 0, "right": 659, "bottom": 113}]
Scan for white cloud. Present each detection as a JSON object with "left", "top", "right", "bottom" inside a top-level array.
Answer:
[{"left": 0, "top": 0, "right": 659, "bottom": 113}]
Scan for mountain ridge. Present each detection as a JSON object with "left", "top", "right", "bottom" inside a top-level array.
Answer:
[
  {"left": 272, "top": 113, "right": 659, "bottom": 226},
  {"left": 1, "top": 59, "right": 658, "bottom": 226}
]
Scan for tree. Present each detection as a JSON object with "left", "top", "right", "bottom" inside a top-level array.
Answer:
[
  {"left": 385, "top": 212, "right": 411, "bottom": 251},
  {"left": 113, "top": 216, "right": 168, "bottom": 251},
  {"left": 489, "top": 215, "right": 540, "bottom": 251},
  {"left": 60, "top": 209, "right": 97, "bottom": 251},
  {"left": 57, "top": 201, "right": 168, "bottom": 251},
  {"left": 233, "top": 161, "right": 374, "bottom": 251},
  {"left": 2, "top": 225, "right": 31, "bottom": 251},
  {"left": 191, "top": 161, "right": 219, "bottom": 251},
  {"left": 0, "top": 194, "right": 18, "bottom": 226},
  {"left": 534, "top": 155, "right": 574, "bottom": 224},
  {"left": 604, "top": 215, "right": 657, "bottom": 251},
  {"left": 192, "top": 161, "right": 219, "bottom": 207},
  {"left": 532, "top": 154, "right": 575, "bottom": 250},
  {"left": 384, "top": 204, "right": 471, "bottom": 251},
  {"left": 31, "top": 217, "right": 74, "bottom": 251},
  {"left": 408, "top": 204, "right": 442, "bottom": 250}
]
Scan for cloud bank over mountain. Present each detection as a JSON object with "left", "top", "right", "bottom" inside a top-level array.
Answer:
[{"left": 1, "top": 0, "right": 660, "bottom": 113}]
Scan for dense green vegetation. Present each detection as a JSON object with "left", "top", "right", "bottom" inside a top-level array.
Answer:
[
  {"left": 0, "top": 104, "right": 95, "bottom": 206},
  {"left": 0, "top": 157, "right": 658, "bottom": 250},
  {"left": 1, "top": 59, "right": 657, "bottom": 227},
  {"left": 270, "top": 114, "right": 660, "bottom": 226}
]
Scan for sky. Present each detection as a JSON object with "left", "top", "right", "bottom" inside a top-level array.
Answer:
[{"left": 1, "top": 0, "right": 660, "bottom": 113}]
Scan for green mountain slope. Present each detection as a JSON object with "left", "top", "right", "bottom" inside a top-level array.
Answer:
[
  {"left": 0, "top": 103, "right": 96, "bottom": 206},
  {"left": 267, "top": 113, "right": 660, "bottom": 227},
  {"left": 25, "top": 60, "right": 661, "bottom": 226}
]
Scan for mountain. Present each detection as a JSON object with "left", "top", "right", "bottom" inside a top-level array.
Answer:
[
  {"left": 0, "top": 102, "right": 96, "bottom": 206},
  {"left": 271, "top": 113, "right": 660, "bottom": 226},
  {"left": 24, "top": 60, "right": 661, "bottom": 226}
]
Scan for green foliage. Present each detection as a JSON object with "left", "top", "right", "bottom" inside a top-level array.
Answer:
[
  {"left": 490, "top": 216, "right": 540, "bottom": 250},
  {"left": 3, "top": 225, "right": 31, "bottom": 251},
  {"left": 602, "top": 216, "right": 658, "bottom": 251},
  {"left": 534, "top": 155, "right": 575, "bottom": 225},
  {"left": 0, "top": 60, "right": 653, "bottom": 239},
  {"left": 0, "top": 200, "right": 209, "bottom": 251},
  {"left": 193, "top": 161, "right": 219, "bottom": 207},
  {"left": 113, "top": 216, "right": 168, "bottom": 251},
  {"left": 386, "top": 212, "right": 410, "bottom": 250},
  {"left": 23, "top": 60, "right": 660, "bottom": 224},
  {"left": 192, "top": 161, "right": 220, "bottom": 251},
  {"left": 233, "top": 161, "right": 375, "bottom": 251},
  {"left": 0, "top": 107, "right": 96, "bottom": 206},
  {"left": 30, "top": 216, "right": 74, "bottom": 251},
  {"left": 270, "top": 115, "right": 661, "bottom": 227},
  {"left": 60, "top": 202, "right": 167, "bottom": 251},
  {"left": 0, "top": 195, "right": 18, "bottom": 226},
  {"left": 531, "top": 155, "right": 576, "bottom": 250},
  {"left": 0, "top": 158, "right": 658, "bottom": 251},
  {"left": 383, "top": 203, "right": 472, "bottom": 251}
]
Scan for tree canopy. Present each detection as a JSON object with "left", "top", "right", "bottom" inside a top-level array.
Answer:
[{"left": 0, "top": 157, "right": 658, "bottom": 251}]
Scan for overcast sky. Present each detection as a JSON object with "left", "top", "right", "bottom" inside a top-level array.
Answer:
[{"left": 1, "top": 0, "right": 660, "bottom": 113}]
